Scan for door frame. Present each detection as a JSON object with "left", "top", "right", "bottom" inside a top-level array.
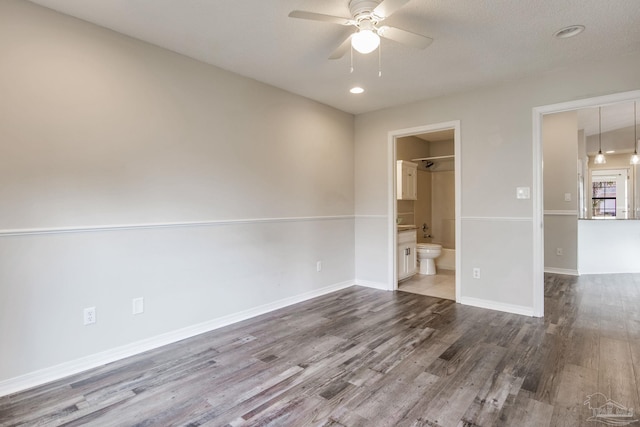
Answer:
[
  {"left": 388, "top": 120, "right": 461, "bottom": 301},
  {"left": 532, "top": 89, "right": 640, "bottom": 316}
]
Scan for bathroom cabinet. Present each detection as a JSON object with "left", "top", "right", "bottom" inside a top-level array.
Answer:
[
  {"left": 397, "top": 229, "right": 417, "bottom": 281},
  {"left": 397, "top": 160, "right": 418, "bottom": 200}
]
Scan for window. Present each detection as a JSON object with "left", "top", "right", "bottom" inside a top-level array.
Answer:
[
  {"left": 592, "top": 180, "right": 616, "bottom": 217},
  {"left": 591, "top": 169, "right": 629, "bottom": 219}
]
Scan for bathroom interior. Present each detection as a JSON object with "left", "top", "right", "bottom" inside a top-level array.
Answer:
[{"left": 396, "top": 130, "right": 455, "bottom": 300}]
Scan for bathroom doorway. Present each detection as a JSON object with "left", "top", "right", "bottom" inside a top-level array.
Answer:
[{"left": 388, "top": 121, "right": 461, "bottom": 301}]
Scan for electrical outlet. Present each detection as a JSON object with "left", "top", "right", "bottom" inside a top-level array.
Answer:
[
  {"left": 316, "top": 261, "right": 322, "bottom": 272},
  {"left": 472, "top": 268, "right": 481, "bottom": 279},
  {"left": 564, "top": 193, "right": 572, "bottom": 202},
  {"left": 556, "top": 248, "right": 564, "bottom": 256},
  {"left": 132, "top": 297, "right": 144, "bottom": 315},
  {"left": 83, "top": 307, "right": 96, "bottom": 325}
]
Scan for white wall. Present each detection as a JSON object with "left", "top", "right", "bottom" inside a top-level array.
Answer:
[
  {"left": 579, "top": 220, "right": 640, "bottom": 274},
  {"left": 0, "top": 0, "right": 354, "bottom": 391},
  {"left": 354, "top": 53, "right": 640, "bottom": 313}
]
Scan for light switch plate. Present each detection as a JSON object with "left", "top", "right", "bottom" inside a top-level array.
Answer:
[
  {"left": 132, "top": 297, "right": 144, "bottom": 315},
  {"left": 564, "top": 193, "right": 572, "bottom": 202},
  {"left": 516, "top": 187, "right": 530, "bottom": 199}
]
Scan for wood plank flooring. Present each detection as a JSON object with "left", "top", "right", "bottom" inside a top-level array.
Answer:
[{"left": 2, "top": 273, "right": 640, "bottom": 426}]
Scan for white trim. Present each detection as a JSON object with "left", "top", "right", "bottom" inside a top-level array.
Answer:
[
  {"left": 354, "top": 214, "right": 387, "bottom": 219},
  {"left": 534, "top": 90, "right": 640, "bottom": 115},
  {"left": 454, "top": 124, "right": 462, "bottom": 302},
  {"left": 387, "top": 121, "right": 461, "bottom": 302},
  {"left": 355, "top": 280, "right": 390, "bottom": 291},
  {"left": 0, "top": 215, "right": 355, "bottom": 237},
  {"left": 458, "top": 296, "right": 534, "bottom": 317},
  {"left": 0, "top": 280, "right": 354, "bottom": 397},
  {"left": 544, "top": 267, "right": 579, "bottom": 276},
  {"left": 461, "top": 216, "right": 533, "bottom": 222},
  {"left": 533, "top": 89, "right": 640, "bottom": 319},
  {"left": 543, "top": 210, "right": 578, "bottom": 216},
  {"left": 532, "top": 105, "right": 545, "bottom": 318}
]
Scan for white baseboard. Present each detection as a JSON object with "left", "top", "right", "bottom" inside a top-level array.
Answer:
[
  {"left": 544, "top": 267, "right": 579, "bottom": 276},
  {"left": 458, "top": 296, "right": 535, "bottom": 317},
  {"left": 0, "top": 280, "right": 354, "bottom": 397},
  {"left": 355, "top": 279, "right": 390, "bottom": 291}
]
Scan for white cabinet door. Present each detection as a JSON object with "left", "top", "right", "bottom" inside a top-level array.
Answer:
[
  {"left": 397, "top": 230, "right": 417, "bottom": 281},
  {"left": 398, "top": 243, "right": 408, "bottom": 280},
  {"left": 406, "top": 242, "right": 416, "bottom": 276},
  {"left": 405, "top": 166, "right": 417, "bottom": 200},
  {"left": 397, "top": 161, "right": 418, "bottom": 200}
]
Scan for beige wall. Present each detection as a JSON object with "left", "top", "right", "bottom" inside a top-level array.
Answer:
[
  {"left": 543, "top": 111, "right": 578, "bottom": 273},
  {"left": 0, "top": 0, "right": 354, "bottom": 387}
]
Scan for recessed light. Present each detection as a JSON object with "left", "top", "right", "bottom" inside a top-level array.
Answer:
[
  {"left": 350, "top": 86, "right": 364, "bottom": 94},
  {"left": 554, "top": 25, "right": 585, "bottom": 39},
  {"left": 606, "top": 150, "right": 616, "bottom": 154}
]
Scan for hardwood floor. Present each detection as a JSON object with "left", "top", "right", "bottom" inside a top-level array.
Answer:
[{"left": 2, "top": 273, "right": 640, "bottom": 426}]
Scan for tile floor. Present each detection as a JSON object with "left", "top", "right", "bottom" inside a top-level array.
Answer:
[{"left": 398, "top": 268, "right": 455, "bottom": 300}]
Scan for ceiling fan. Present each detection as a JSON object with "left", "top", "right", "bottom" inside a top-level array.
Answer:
[{"left": 288, "top": 0, "right": 433, "bottom": 59}]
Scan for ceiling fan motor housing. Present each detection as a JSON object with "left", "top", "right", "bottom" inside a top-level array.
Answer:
[{"left": 349, "top": 0, "right": 382, "bottom": 22}]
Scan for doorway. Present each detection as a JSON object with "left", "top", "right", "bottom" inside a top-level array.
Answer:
[
  {"left": 388, "top": 121, "right": 461, "bottom": 301},
  {"left": 533, "top": 89, "right": 640, "bottom": 315}
]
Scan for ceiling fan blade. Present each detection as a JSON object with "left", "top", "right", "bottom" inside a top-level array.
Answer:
[
  {"left": 378, "top": 26, "right": 433, "bottom": 49},
  {"left": 288, "top": 11, "right": 354, "bottom": 26},
  {"left": 373, "top": 0, "right": 410, "bottom": 18},
  {"left": 328, "top": 35, "right": 353, "bottom": 60}
]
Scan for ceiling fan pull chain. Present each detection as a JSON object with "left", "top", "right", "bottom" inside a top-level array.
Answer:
[
  {"left": 378, "top": 43, "right": 382, "bottom": 77},
  {"left": 350, "top": 45, "right": 354, "bottom": 73}
]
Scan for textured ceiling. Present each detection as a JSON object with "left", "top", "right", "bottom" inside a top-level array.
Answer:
[{"left": 27, "top": 0, "right": 640, "bottom": 115}]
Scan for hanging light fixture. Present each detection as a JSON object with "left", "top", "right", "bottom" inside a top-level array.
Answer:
[
  {"left": 631, "top": 102, "right": 639, "bottom": 165},
  {"left": 594, "top": 106, "right": 606, "bottom": 164}
]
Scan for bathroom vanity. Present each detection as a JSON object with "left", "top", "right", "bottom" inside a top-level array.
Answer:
[{"left": 397, "top": 227, "right": 417, "bottom": 281}]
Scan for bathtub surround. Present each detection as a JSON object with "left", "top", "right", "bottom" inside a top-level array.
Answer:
[{"left": 415, "top": 171, "right": 433, "bottom": 242}]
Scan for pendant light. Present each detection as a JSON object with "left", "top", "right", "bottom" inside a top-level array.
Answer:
[
  {"left": 631, "top": 102, "right": 639, "bottom": 165},
  {"left": 594, "top": 106, "right": 606, "bottom": 164}
]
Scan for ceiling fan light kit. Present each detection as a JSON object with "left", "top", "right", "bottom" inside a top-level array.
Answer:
[
  {"left": 352, "top": 21, "right": 380, "bottom": 54},
  {"left": 288, "top": 0, "right": 433, "bottom": 60}
]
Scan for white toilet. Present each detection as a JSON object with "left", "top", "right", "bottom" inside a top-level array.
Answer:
[{"left": 416, "top": 243, "right": 442, "bottom": 275}]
